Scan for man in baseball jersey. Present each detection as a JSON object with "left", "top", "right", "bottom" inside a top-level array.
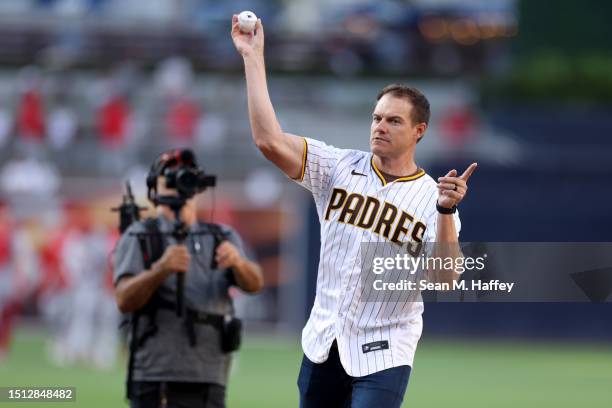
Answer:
[{"left": 232, "top": 16, "right": 477, "bottom": 408}]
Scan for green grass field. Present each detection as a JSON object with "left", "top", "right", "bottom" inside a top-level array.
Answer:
[{"left": 1, "top": 328, "right": 611, "bottom": 407}]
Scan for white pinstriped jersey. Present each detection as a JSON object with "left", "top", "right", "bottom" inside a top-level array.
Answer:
[{"left": 295, "top": 137, "right": 461, "bottom": 377}]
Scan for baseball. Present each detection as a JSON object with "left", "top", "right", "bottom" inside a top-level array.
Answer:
[{"left": 238, "top": 11, "right": 257, "bottom": 33}]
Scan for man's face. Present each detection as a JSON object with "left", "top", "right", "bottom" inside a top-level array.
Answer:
[{"left": 370, "top": 94, "right": 427, "bottom": 159}]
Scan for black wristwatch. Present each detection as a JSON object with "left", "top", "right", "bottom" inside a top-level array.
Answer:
[{"left": 436, "top": 202, "right": 457, "bottom": 214}]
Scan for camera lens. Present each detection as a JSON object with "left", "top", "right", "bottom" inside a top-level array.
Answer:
[{"left": 176, "top": 168, "right": 199, "bottom": 197}]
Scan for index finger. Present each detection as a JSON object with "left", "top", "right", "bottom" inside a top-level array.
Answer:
[{"left": 460, "top": 162, "right": 478, "bottom": 181}]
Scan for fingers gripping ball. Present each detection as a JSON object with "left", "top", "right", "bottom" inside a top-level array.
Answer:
[{"left": 238, "top": 10, "right": 257, "bottom": 33}]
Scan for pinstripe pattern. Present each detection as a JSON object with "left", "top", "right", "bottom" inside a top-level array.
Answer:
[{"left": 296, "top": 137, "right": 460, "bottom": 377}]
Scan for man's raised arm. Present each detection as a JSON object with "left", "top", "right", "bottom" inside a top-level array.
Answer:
[{"left": 231, "top": 15, "right": 304, "bottom": 179}]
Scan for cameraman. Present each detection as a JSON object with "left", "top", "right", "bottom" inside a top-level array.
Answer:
[{"left": 113, "top": 149, "right": 263, "bottom": 408}]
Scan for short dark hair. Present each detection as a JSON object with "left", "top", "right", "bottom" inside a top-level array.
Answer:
[{"left": 376, "top": 84, "right": 430, "bottom": 125}]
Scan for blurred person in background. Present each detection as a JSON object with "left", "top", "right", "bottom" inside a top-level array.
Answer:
[
  {"left": 16, "top": 67, "right": 46, "bottom": 147},
  {"left": 96, "top": 87, "right": 131, "bottom": 149},
  {"left": 113, "top": 148, "right": 263, "bottom": 408},
  {"left": 38, "top": 209, "right": 72, "bottom": 366},
  {"left": 11, "top": 218, "right": 44, "bottom": 306},
  {"left": 154, "top": 58, "right": 201, "bottom": 143},
  {"left": 94, "top": 66, "right": 138, "bottom": 174},
  {"left": 0, "top": 215, "right": 45, "bottom": 361},
  {"left": 39, "top": 202, "right": 119, "bottom": 368},
  {"left": 0, "top": 203, "right": 16, "bottom": 361},
  {"left": 61, "top": 203, "right": 119, "bottom": 368}
]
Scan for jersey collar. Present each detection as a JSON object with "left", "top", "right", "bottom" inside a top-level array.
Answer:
[{"left": 370, "top": 156, "right": 425, "bottom": 186}]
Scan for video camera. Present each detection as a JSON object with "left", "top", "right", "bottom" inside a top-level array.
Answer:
[
  {"left": 147, "top": 149, "right": 216, "bottom": 204},
  {"left": 163, "top": 165, "right": 216, "bottom": 199}
]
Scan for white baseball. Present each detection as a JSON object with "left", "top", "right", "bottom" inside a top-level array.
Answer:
[{"left": 238, "top": 11, "right": 257, "bottom": 33}]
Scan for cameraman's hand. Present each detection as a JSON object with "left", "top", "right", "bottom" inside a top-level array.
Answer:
[
  {"left": 215, "top": 241, "right": 243, "bottom": 270},
  {"left": 154, "top": 244, "right": 191, "bottom": 276}
]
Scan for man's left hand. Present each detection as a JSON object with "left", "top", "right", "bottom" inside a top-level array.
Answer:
[
  {"left": 437, "top": 162, "right": 478, "bottom": 209},
  {"left": 215, "top": 241, "right": 243, "bottom": 269}
]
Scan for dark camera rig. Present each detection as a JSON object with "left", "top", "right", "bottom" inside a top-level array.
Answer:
[{"left": 146, "top": 149, "right": 216, "bottom": 206}]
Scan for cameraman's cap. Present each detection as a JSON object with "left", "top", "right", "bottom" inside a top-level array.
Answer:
[{"left": 150, "top": 148, "right": 198, "bottom": 177}]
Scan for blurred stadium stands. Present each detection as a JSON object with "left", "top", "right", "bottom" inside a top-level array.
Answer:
[{"left": 0, "top": 0, "right": 516, "bottom": 75}]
